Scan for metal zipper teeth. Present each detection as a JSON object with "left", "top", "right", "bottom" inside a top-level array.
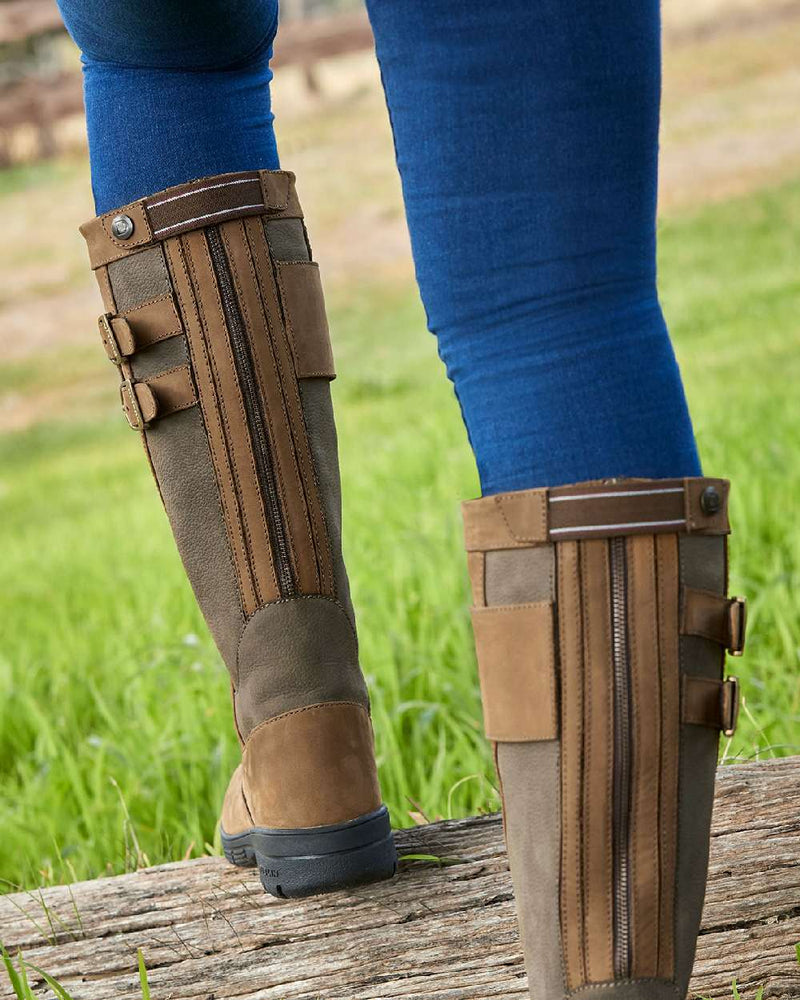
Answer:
[
  {"left": 206, "top": 225, "right": 296, "bottom": 599},
  {"left": 610, "top": 535, "right": 632, "bottom": 978}
]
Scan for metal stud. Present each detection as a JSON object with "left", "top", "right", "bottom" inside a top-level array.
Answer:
[
  {"left": 700, "top": 485, "right": 721, "bottom": 515},
  {"left": 111, "top": 214, "right": 135, "bottom": 240}
]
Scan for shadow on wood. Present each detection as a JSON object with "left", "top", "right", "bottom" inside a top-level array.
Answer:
[{"left": 1, "top": 758, "right": 798, "bottom": 999}]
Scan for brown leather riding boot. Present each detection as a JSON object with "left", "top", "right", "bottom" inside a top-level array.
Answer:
[
  {"left": 462, "top": 478, "right": 745, "bottom": 999},
  {"left": 80, "top": 169, "right": 396, "bottom": 897}
]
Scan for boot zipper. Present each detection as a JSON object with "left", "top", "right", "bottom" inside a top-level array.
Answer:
[
  {"left": 610, "top": 536, "right": 632, "bottom": 977},
  {"left": 206, "top": 226, "right": 296, "bottom": 599}
]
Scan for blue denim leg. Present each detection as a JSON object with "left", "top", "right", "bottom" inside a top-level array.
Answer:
[
  {"left": 366, "top": 0, "right": 702, "bottom": 493},
  {"left": 56, "top": 0, "right": 280, "bottom": 212}
]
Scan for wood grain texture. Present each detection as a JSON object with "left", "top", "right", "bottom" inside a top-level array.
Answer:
[{"left": 1, "top": 758, "right": 798, "bottom": 1000}]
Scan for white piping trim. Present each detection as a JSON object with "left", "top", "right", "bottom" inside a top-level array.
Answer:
[
  {"left": 153, "top": 205, "right": 264, "bottom": 236},
  {"left": 550, "top": 518, "right": 686, "bottom": 536},
  {"left": 148, "top": 176, "right": 259, "bottom": 208},
  {"left": 549, "top": 487, "right": 684, "bottom": 503}
]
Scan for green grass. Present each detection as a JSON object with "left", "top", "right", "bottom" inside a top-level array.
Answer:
[{"left": 1, "top": 177, "right": 799, "bottom": 892}]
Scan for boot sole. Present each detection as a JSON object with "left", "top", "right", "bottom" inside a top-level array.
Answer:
[{"left": 220, "top": 804, "right": 397, "bottom": 898}]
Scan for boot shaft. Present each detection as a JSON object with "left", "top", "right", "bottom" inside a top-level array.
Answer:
[
  {"left": 463, "top": 478, "right": 744, "bottom": 998},
  {"left": 80, "top": 170, "right": 367, "bottom": 741}
]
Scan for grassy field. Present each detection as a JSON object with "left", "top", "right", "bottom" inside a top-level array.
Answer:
[{"left": 0, "top": 168, "right": 799, "bottom": 893}]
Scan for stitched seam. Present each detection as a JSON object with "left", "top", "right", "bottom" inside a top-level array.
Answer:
[
  {"left": 581, "top": 546, "right": 594, "bottom": 980},
  {"left": 576, "top": 543, "right": 587, "bottom": 985},
  {"left": 198, "top": 229, "right": 273, "bottom": 603},
  {"left": 244, "top": 700, "right": 367, "bottom": 744},
  {"left": 495, "top": 491, "right": 547, "bottom": 543},
  {"left": 471, "top": 601, "right": 552, "bottom": 614},
  {"left": 180, "top": 236, "right": 254, "bottom": 619},
  {"left": 272, "top": 255, "right": 333, "bottom": 595},
  {"left": 638, "top": 538, "right": 663, "bottom": 975},
  {"left": 237, "top": 593, "right": 360, "bottom": 650},
  {"left": 600, "top": 542, "right": 614, "bottom": 974},
  {"left": 219, "top": 223, "right": 285, "bottom": 600},
  {"left": 566, "top": 978, "right": 680, "bottom": 998}
]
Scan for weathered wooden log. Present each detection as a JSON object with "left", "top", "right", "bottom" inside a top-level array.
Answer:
[{"left": 1, "top": 757, "right": 798, "bottom": 999}]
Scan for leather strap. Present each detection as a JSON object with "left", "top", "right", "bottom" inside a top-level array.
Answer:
[
  {"left": 81, "top": 170, "right": 303, "bottom": 269},
  {"left": 99, "top": 294, "right": 182, "bottom": 363},
  {"left": 681, "top": 587, "right": 747, "bottom": 654},
  {"left": 470, "top": 602, "right": 558, "bottom": 742},
  {"left": 462, "top": 478, "right": 731, "bottom": 551},
  {"left": 119, "top": 365, "right": 197, "bottom": 430},
  {"left": 681, "top": 675, "right": 740, "bottom": 735}
]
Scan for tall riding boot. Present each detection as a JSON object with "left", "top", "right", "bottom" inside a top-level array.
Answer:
[
  {"left": 462, "top": 478, "right": 745, "bottom": 998},
  {"left": 80, "top": 169, "right": 397, "bottom": 897}
]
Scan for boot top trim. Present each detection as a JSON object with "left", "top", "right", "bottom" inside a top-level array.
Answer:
[
  {"left": 80, "top": 170, "right": 302, "bottom": 270},
  {"left": 462, "top": 477, "right": 730, "bottom": 550}
]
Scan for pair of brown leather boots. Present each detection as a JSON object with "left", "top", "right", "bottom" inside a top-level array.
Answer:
[{"left": 81, "top": 169, "right": 745, "bottom": 999}]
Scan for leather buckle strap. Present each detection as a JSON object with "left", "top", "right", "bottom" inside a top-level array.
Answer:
[
  {"left": 98, "top": 296, "right": 183, "bottom": 364},
  {"left": 681, "top": 587, "right": 747, "bottom": 655},
  {"left": 681, "top": 675, "right": 740, "bottom": 736},
  {"left": 727, "top": 596, "right": 747, "bottom": 656},
  {"left": 99, "top": 313, "right": 129, "bottom": 365},
  {"left": 120, "top": 378, "right": 147, "bottom": 430},
  {"left": 81, "top": 170, "right": 302, "bottom": 270},
  {"left": 462, "top": 477, "right": 731, "bottom": 551},
  {"left": 119, "top": 365, "right": 197, "bottom": 431}
]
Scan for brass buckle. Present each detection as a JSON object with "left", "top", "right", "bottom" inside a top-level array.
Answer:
[
  {"left": 720, "top": 676, "right": 740, "bottom": 737},
  {"left": 99, "top": 313, "right": 123, "bottom": 365},
  {"left": 119, "top": 378, "right": 145, "bottom": 431},
  {"left": 727, "top": 596, "right": 747, "bottom": 656}
]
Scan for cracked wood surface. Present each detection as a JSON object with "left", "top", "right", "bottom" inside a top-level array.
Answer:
[{"left": 1, "top": 757, "right": 798, "bottom": 1000}]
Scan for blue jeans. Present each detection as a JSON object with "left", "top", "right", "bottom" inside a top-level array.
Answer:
[{"left": 57, "top": 0, "right": 701, "bottom": 494}]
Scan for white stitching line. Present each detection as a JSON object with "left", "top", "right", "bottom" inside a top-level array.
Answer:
[
  {"left": 550, "top": 518, "right": 686, "bottom": 535},
  {"left": 549, "top": 487, "right": 684, "bottom": 503},
  {"left": 148, "top": 176, "right": 259, "bottom": 208},
  {"left": 153, "top": 205, "right": 264, "bottom": 236}
]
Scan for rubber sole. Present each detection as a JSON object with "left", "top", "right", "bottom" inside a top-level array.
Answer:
[{"left": 220, "top": 804, "right": 397, "bottom": 898}]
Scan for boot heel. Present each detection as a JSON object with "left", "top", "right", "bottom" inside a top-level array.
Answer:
[{"left": 222, "top": 805, "right": 397, "bottom": 898}]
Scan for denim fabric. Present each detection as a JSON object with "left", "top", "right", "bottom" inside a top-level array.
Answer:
[
  {"left": 56, "top": 0, "right": 281, "bottom": 212},
  {"left": 58, "top": 0, "right": 701, "bottom": 493},
  {"left": 366, "top": 0, "right": 701, "bottom": 492}
]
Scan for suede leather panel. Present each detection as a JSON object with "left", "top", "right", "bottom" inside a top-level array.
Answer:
[
  {"left": 220, "top": 764, "right": 255, "bottom": 835},
  {"left": 265, "top": 218, "right": 310, "bottom": 262},
  {"left": 496, "top": 741, "right": 565, "bottom": 1000},
  {"left": 235, "top": 595, "right": 368, "bottom": 740},
  {"left": 655, "top": 534, "right": 680, "bottom": 979},
  {"left": 484, "top": 545, "right": 554, "bottom": 606},
  {"left": 567, "top": 980, "right": 680, "bottom": 1000},
  {"left": 130, "top": 335, "right": 189, "bottom": 382},
  {"left": 298, "top": 379, "right": 355, "bottom": 626},
  {"left": 471, "top": 603, "right": 557, "bottom": 742},
  {"left": 107, "top": 246, "right": 172, "bottom": 313},
  {"left": 145, "top": 407, "right": 244, "bottom": 669},
  {"left": 276, "top": 261, "right": 336, "bottom": 380},
  {"left": 627, "top": 535, "right": 663, "bottom": 978},
  {"left": 241, "top": 702, "right": 381, "bottom": 828},
  {"left": 674, "top": 535, "right": 725, "bottom": 996},
  {"left": 579, "top": 539, "right": 615, "bottom": 984}
]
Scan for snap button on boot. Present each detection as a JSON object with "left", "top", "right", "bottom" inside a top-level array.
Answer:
[
  {"left": 111, "top": 214, "right": 134, "bottom": 240},
  {"left": 700, "top": 485, "right": 721, "bottom": 515}
]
